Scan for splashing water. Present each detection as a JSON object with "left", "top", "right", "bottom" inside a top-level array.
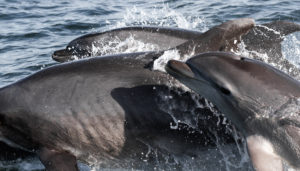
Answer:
[
  {"left": 152, "top": 46, "right": 196, "bottom": 72},
  {"left": 282, "top": 32, "right": 300, "bottom": 69},
  {"left": 153, "top": 50, "right": 181, "bottom": 72},
  {"left": 111, "top": 5, "right": 207, "bottom": 32},
  {"left": 153, "top": 86, "right": 252, "bottom": 170},
  {"left": 90, "top": 34, "right": 160, "bottom": 56}
]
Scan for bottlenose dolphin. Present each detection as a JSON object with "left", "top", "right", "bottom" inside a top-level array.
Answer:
[
  {"left": 52, "top": 26, "right": 202, "bottom": 62},
  {"left": 52, "top": 18, "right": 255, "bottom": 62},
  {"left": 0, "top": 52, "right": 235, "bottom": 170},
  {"left": 166, "top": 52, "right": 300, "bottom": 170}
]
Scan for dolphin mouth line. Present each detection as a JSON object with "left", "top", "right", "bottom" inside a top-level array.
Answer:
[
  {"left": 165, "top": 60, "right": 209, "bottom": 86},
  {"left": 165, "top": 64, "right": 187, "bottom": 78},
  {"left": 165, "top": 60, "right": 195, "bottom": 78},
  {"left": 52, "top": 49, "right": 73, "bottom": 62}
]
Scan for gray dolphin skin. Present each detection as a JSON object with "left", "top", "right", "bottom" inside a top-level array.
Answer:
[
  {"left": 52, "top": 18, "right": 255, "bottom": 62},
  {"left": 0, "top": 52, "right": 234, "bottom": 170},
  {"left": 166, "top": 52, "right": 300, "bottom": 170}
]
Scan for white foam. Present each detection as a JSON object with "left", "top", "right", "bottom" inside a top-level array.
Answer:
[{"left": 153, "top": 49, "right": 181, "bottom": 72}]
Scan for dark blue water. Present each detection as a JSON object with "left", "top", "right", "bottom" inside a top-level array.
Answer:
[{"left": 0, "top": 0, "right": 300, "bottom": 170}]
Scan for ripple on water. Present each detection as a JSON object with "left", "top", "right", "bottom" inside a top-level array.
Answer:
[
  {"left": 1, "top": 32, "right": 49, "bottom": 42},
  {"left": 62, "top": 22, "right": 102, "bottom": 31}
]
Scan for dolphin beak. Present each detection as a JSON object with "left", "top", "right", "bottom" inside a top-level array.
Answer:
[
  {"left": 52, "top": 49, "right": 73, "bottom": 62},
  {"left": 165, "top": 60, "right": 195, "bottom": 78}
]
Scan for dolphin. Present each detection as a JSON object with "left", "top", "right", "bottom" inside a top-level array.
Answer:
[
  {"left": 52, "top": 18, "right": 255, "bottom": 62},
  {"left": 52, "top": 26, "right": 202, "bottom": 62},
  {"left": 0, "top": 52, "right": 235, "bottom": 170},
  {"left": 165, "top": 52, "right": 300, "bottom": 170}
]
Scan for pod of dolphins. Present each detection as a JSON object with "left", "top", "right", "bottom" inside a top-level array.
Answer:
[{"left": 0, "top": 18, "right": 299, "bottom": 170}]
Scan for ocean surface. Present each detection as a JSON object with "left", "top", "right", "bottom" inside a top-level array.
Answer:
[{"left": 0, "top": 0, "right": 300, "bottom": 170}]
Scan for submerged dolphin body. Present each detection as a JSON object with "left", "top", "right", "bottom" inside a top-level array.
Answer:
[
  {"left": 52, "top": 18, "right": 255, "bottom": 62},
  {"left": 166, "top": 52, "right": 300, "bottom": 170}
]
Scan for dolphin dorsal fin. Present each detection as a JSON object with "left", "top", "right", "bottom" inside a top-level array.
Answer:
[
  {"left": 176, "top": 18, "right": 255, "bottom": 55},
  {"left": 246, "top": 135, "right": 283, "bottom": 171},
  {"left": 215, "top": 18, "right": 255, "bottom": 41}
]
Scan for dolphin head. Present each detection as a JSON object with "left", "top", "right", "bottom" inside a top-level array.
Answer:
[
  {"left": 52, "top": 47, "right": 92, "bottom": 62},
  {"left": 52, "top": 37, "right": 93, "bottom": 62},
  {"left": 166, "top": 52, "right": 245, "bottom": 131},
  {"left": 166, "top": 52, "right": 300, "bottom": 134}
]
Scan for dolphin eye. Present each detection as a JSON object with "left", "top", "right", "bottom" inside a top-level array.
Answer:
[{"left": 219, "top": 86, "right": 231, "bottom": 95}]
